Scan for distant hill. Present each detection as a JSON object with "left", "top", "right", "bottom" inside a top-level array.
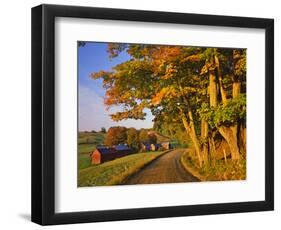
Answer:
[{"left": 78, "top": 132, "right": 106, "bottom": 153}]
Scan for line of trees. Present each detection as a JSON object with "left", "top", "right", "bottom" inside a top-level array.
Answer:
[
  {"left": 92, "top": 44, "right": 246, "bottom": 167},
  {"left": 104, "top": 126, "right": 157, "bottom": 152}
]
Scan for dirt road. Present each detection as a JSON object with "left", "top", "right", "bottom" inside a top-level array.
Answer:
[{"left": 123, "top": 149, "right": 200, "bottom": 185}]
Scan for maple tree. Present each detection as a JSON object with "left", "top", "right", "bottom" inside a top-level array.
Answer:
[
  {"left": 92, "top": 44, "right": 246, "bottom": 167},
  {"left": 104, "top": 126, "right": 127, "bottom": 146}
]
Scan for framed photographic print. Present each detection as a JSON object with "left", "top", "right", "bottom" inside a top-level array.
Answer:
[{"left": 31, "top": 4, "right": 274, "bottom": 225}]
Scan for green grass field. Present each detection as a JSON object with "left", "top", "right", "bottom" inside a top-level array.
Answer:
[
  {"left": 78, "top": 151, "right": 165, "bottom": 187},
  {"left": 78, "top": 132, "right": 105, "bottom": 170},
  {"left": 78, "top": 132, "right": 105, "bottom": 152},
  {"left": 78, "top": 152, "right": 92, "bottom": 170}
]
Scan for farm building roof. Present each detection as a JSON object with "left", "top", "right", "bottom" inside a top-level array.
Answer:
[
  {"left": 115, "top": 144, "right": 131, "bottom": 151},
  {"left": 96, "top": 147, "right": 116, "bottom": 155}
]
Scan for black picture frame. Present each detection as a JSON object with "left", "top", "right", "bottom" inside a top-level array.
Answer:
[{"left": 31, "top": 4, "right": 274, "bottom": 225}]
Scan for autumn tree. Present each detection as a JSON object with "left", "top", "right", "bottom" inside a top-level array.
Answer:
[
  {"left": 104, "top": 126, "right": 127, "bottom": 146},
  {"left": 92, "top": 43, "right": 246, "bottom": 167},
  {"left": 148, "top": 133, "right": 157, "bottom": 144},
  {"left": 92, "top": 45, "right": 206, "bottom": 166},
  {"left": 127, "top": 128, "right": 140, "bottom": 151},
  {"left": 138, "top": 129, "right": 149, "bottom": 143}
]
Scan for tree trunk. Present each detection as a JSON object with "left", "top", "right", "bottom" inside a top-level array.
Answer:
[
  {"left": 213, "top": 55, "right": 241, "bottom": 160},
  {"left": 238, "top": 122, "right": 246, "bottom": 155},
  {"left": 232, "top": 80, "right": 242, "bottom": 154},
  {"left": 218, "top": 126, "right": 240, "bottom": 160},
  {"left": 201, "top": 119, "right": 209, "bottom": 164},
  {"left": 218, "top": 76, "right": 227, "bottom": 104},
  {"left": 215, "top": 55, "right": 227, "bottom": 104},
  {"left": 208, "top": 70, "right": 220, "bottom": 162},
  {"left": 209, "top": 71, "right": 218, "bottom": 107},
  {"left": 181, "top": 115, "right": 202, "bottom": 167},
  {"left": 177, "top": 83, "right": 203, "bottom": 167},
  {"left": 208, "top": 136, "right": 216, "bottom": 165},
  {"left": 233, "top": 81, "right": 241, "bottom": 98},
  {"left": 242, "top": 126, "right": 246, "bottom": 155}
]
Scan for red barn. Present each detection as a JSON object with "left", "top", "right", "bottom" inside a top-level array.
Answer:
[
  {"left": 90, "top": 145, "right": 133, "bottom": 165},
  {"left": 90, "top": 147, "right": 116, "bottom": 165}
]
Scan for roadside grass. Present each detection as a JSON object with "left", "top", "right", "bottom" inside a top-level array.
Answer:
[
  {"left": 181, "top": 150, "right": 246, "bottom": 181},
  {"left": 78, "top": 151, "right": 166, "bottom": 187}
]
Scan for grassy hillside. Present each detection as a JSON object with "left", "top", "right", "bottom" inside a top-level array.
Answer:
[
  {"left": 78, "top": 132, "right": 105, "bottom": 170},
  {"left": 78, "top": 132, "right": 105, "bottom": 151},
  {"left": 78, "top": 151, "right": 165, "bottom": 187}
]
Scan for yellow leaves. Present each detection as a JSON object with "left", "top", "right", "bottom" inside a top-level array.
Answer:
[
  {"left": 181, "top": 54, "right": 201, "bottom": 63},
  {"left": 151, "top": 85, "right": 197, "bottom": 106},
  {"left": 165, "top": 47, "right": 181, "bottom": 58},
  {"left": 104, "top": 96, "right": 117, "bottom": 107},
  {"left": 91, "top": 70, "right": 108, "bottom": 79},
  {"left": 162, "top": 64, "right": 178, "bottom": 79},
  {"left": 151, "top": 89, "right": 167, "bottom": 106},
  {"left": 140, "top": 47, "right": 149, "bottom": 56},
  {"left": 104, "top": 88, "right": 135, "bottom": 107},
  {"left": 200, "top": 64, "right": 209, "bottom": 75},
  {"left": 233, "top": 49, "right": 242, "bottom": 60},
  {"left": 233, "top": 50, "right": 246, "bottom": 77},
  {"left": 200, "top": 63, "right": 216, "bottom": 75},
  {"left": 110, "top": 102, "right": 146, "bottom": 121},
  {"left": 151, "top": 87, "right": 178, "bottom": 105},
  {"left": 151, "top": 46, "right": 181, "bottom": 63}
]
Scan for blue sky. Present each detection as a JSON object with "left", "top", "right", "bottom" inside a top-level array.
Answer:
[{"left": 78, "top": 42, "right": 154, "bottom": 131}]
